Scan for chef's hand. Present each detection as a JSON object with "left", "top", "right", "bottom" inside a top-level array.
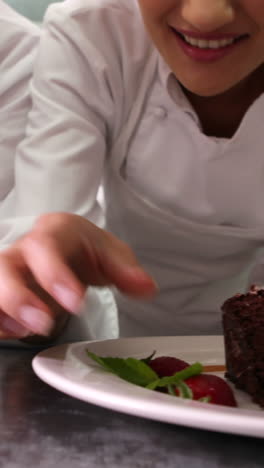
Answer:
[{"left": 0, "top": 213, "right": 157, "bottom": 341}]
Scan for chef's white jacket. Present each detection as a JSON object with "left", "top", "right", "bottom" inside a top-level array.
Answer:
[
  {"left": 0, "top": 0, "right": 39, "bottom": 204},
  {"left": 1, "top": 0, "right": 264, "bottom": 345}
]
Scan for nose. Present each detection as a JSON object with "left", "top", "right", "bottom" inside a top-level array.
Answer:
[{"left": 181, "top": 0, "right": 235, "bottom": 32}]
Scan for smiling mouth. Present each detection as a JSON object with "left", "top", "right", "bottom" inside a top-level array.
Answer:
[{"left": 171, "top": 28, "right": 249, "bottom": 50}]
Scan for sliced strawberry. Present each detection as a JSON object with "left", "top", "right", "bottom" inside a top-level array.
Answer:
[
  {"left": 149, "top": 356, "right": 189, "bottom": 377},
  {"left": 176, "top": 374, "right": 237, "bottom": 407}
]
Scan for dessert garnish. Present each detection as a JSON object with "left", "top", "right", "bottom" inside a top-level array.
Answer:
[{"left": 86, "top": 350, "right": 237, "bottom": 407}]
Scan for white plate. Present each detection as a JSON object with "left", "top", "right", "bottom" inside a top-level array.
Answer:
[{"left": 32, "top": 336, "right": 264, "bottom": 438}]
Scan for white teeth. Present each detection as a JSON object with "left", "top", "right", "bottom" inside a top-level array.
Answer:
[
  {"left": 198, "top": 39, "right": 209, "bottom": 49},
  {"left": 182, "top": 34, "right": 235, "bottom": 49},
  {"left": 209, "top": 40, "right": 221, "bottom": 49}
]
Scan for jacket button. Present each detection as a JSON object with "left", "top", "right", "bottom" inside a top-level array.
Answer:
[{"left": 153, "top": 107, "right": 167, "bottom": 119}]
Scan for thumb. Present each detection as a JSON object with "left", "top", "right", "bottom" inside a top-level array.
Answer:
[
  {"left": 94, "top": 239, "right": 158, "bottom": 298},
  {"left": 107, "top": 263, "right": 158, "bottom": 297}
]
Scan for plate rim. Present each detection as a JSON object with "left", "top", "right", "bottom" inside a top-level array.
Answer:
[{"left": 32, "top": 335, "right": 264, "bottom": 439}]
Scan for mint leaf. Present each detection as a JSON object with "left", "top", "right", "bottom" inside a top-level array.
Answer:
[
  {"left": 86, "top": 350, "right": 158, "bottom": 387},
  {"left": 199, "top": 396, "right": 211, "bottom": 403},
  {"left": 140, "top": 350, "right": 156, "bottom": 364},
  {"left": 146, "top": 362, "right": 203, "bottom": 390},
  {"left": 174, "top": 381, "right": 193, "bottom": 399},
  {"left": 86, "top": 350, "right": 203, "bottom": 399},
  {"left": 167, "top": 384, "right": 176, "bottom": 396}
]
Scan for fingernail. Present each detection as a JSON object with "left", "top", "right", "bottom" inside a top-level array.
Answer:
[
  {"left": 126, "top": 268, "right": 159, "bottom": 289},
  {"left": 19, "top": 305, "right": 53, "bottom": 336},
  {"left": 53, "top": 283, "right": 82, "bottom": 314},
  {"left": 149, "top": 278, "right": 159, "bottom": 291},
  {"left": 1, "top": 316, "right": 29, "bottom": 337}
]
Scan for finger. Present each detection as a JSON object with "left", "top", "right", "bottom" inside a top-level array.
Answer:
[
  {"left": 99, "top": 255, "right": 158, "bottom": 297},
  {"left": 23, "top": 217, "right": 157, "bottom": 308},
  {"left": 83, "top": 233, "right": 158, "bottom": 297},
  {"left": 21, "top": 234, "right": 86, "bottom": 314},
  {"left": 0, "top": 252, "right": 54, "bottom": 336},
  {"left": 0, "top": 311, "right": 30, "bottom": 339}
]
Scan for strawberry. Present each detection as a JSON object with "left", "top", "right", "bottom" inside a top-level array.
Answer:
[
  {"left": 176, "top": 374, "right": 237, "bottom": 407},
  {"left": 87, "top": 349, "right": 237, "bottom": 408},
  {"left": 149, "top": 356, "right": 189, "bottom": 377}
]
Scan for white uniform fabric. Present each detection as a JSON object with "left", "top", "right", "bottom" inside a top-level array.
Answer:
[
  {"left": 0, "top": 0, "right": 39, "bottom": 206},
  {"left": 0, "top": 2, "right": 41, "bottom": 348},
  {"left": 1, "top": 0, "right": 264, "bottom": 342}
]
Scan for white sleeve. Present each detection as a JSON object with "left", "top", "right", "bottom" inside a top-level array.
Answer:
[
  {"left": 0, "top": 4, "right": 124, "bottom": 248},
  {"left": 0, "top": 4, "right": 123, "bottom": 344},
  {"left": 0, "top": 12, "right": 39, "bottom": 202}
]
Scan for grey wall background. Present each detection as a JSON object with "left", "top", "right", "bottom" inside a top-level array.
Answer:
[{"left": 5, "top": 0, "right": 62, "bottom": 21}]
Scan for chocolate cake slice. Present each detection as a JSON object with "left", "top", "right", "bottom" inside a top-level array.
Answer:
[{"left": 222, "top": 285, "right": 264, "bottom": 407}]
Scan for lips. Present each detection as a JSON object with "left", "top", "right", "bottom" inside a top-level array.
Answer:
[{"left": 170, "top": 27, "right": 249, "bottom": 62}]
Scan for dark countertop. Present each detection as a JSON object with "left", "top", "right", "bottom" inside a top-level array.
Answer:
[{"left": 1, "top": 348, "right": 264, "bottom": 468}]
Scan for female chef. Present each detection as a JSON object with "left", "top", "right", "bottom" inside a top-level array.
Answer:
[{"left": 0, "top": 0, "right": 263, "bottom": 343}]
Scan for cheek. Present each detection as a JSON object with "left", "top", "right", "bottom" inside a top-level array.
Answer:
[
  {"left": 137, "top": 0, "right": 158, "bottom": 32},
  {"left": 137, "top": 0, "right": 161, "bottom": 15},
  {"left": 137, "top": 0, "right": 176, "bottom": 21},
  {"left": 243, "top": 0, "right": 264, "bottom": 26},
  {"left": 252, "top": 38, "right": 264, "bottom": 66}
]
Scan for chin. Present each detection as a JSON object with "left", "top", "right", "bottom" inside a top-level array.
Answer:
[{"left": 178, "top": 78, "right": 235, "bottom": 98}]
